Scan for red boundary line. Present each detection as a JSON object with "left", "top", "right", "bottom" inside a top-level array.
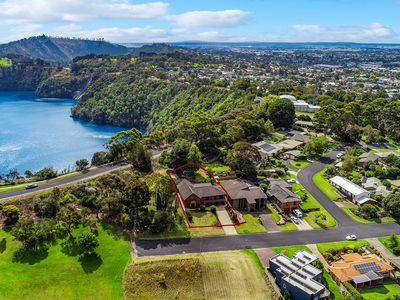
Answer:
[{"left": 167, "top": 162, "right": 241, "bottom": 229}]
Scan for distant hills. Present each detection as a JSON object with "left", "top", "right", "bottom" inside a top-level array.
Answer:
[{"left": 0, "top": 36, "right": 188, "bottom": 63}]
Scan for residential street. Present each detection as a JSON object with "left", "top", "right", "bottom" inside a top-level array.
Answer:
[{"left": 137, "top": 149, "right": 400, "bottom": 256}]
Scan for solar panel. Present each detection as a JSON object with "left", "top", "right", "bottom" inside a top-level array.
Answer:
[
  {"left": 354, "top": 262, "right": 381, "bottom": 274},
  {"left": 259, "top": 143, "right": 276, "bottom": 152}
]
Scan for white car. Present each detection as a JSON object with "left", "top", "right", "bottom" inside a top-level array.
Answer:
[
  {"left": 336, "top": 152, "right": 344, "bottom": 158},
  {"left": 287, "top": 179, "right": 297, "bottom": 184},
  {"left": 346, "top": 234, "right": 357, "bottom": 241}
]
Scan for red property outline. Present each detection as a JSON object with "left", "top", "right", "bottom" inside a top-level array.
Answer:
[{"left": 167, "top": 162, "right": 240, "bottom": 228}]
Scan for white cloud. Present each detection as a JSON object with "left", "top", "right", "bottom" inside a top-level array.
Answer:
[
  {"left": 0, "top": 0, "right": 169, "bottom": 24},
  {"left": 168, "top": 9, "right": 249, "bottom": 29},
  {"left": 291, "top": 22, "right": 395, "bottom": 41},
  {"left": 52, "top": 25, "right": 167, "bottom": 42}
]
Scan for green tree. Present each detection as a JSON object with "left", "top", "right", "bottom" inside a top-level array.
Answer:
[
  {"left": 76, "top": 231, "right": 99, "bottom": 255},
  {"left": 106, "top": 128, "right": 142, "bottom": 160},
  {"left": 34, "top": 167, "right": 58, "bottom": 180},
  {"left": 146, "top": 173, "right": 175, "bottom": 211},
  {"left": 127, "top": 143, "right": 152, "bottom": 172},
  {"left": 383, "top": 192, "right": 400, "bottom": 219},
  {"left": 264, "top": 119, "right": 275, "bottom": 136},
  {"left": 75, "top": 158, "right": 89, "bottom": 171},
  {"left": 168, "top": 139, "right": 191, "bottom": 168},
  {"left": 56, "top": 204, "right": 82, "bottom": 235},
  {"left": 186, "top": 145, "right": 202, "bottom": 175},
  {"left": 2, "top": 205, "right": 20, "bottom": 225},
  {"left": 267, "top": 98, "right": 295, "bottom": 128},
  {"left": 91, "top": 151, "right": 108, "bottom": 166},
  {"left": 122, "top": 178, "right": 151, "bottom": 231},
  {"left": 303, "top": 135, "right": 333, "bottom": 159},
  {"left": 226, "top": 142, "right": 261, "bottom": 180}
]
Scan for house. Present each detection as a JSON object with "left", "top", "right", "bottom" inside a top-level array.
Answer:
[
  {"left": 221, "top": 180, "right": 267, "bottom": 211},
  {"left": 275, "top": 139, "right": 304, "bottom": 151},
  {"left": 295, "top": 120, "right": 315, "bottom": 130},
  {"left": 389, "top": 179, "right": 400, "bottom": 189},
  {"left": 268, "top": 179, "right": 301, "bottom": 212},
  {"left": 177, "top": 179, "right": 226, "bottom": 208},
  {"left": 361, "top": 177, "right": 390, "bottom": 198},
  {"left": 177, "top": 179, "right": 267, "bottom": 211},
  {"left": 284, "top": 150, "right": 302, "bottom": 160},
  {"left": 253, "top": 141, "right": 282, "bottom": 157},
  {"left": 269, "top": 250, "right": 329, "bottom": 300},
  {"left": 329, "top": 176, "right": 376, "bottom": 206},
  {"left": 287, "top": 132, "right": 311, "bottom": 144},
  {"left": 279, "top": 95, "right": 320, "bottom": 113},
  {"left": 358, "top": 152, "right": 379, "bottom": 167},
  {"left": 329, "top": 253, "right": 393, "bottom": 289}
]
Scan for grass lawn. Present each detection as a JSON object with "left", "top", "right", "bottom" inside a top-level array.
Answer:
[
  {"left": 342, "top": 206, "right": 395, "bottom": 224},
  {"left": 236, "top": 213, "right": 267, "bottom": 234},
  {"left": 312, "top": 167, "right": 339, "bottom": 201},
  {"left": 361, "top": 279, "right": 400, "bottom": 300},
  {"left": 273, "top": 245, "right": 311, "bottom": 257},
  {"left": 0, "top": 57, "right": 12, "bottom": 66},
  {"left": 267, "top": 204, "right": 298, "bottom": 231},
  {"left": 203, "top": 162, "right": 230, "bottom": 172},
  {"left": 0, "top": 224, "right": 131, "bottom": 300},
  {"left": 292, "top": 182, "right": 337, "bottom": 229},
  {"left": 124, "top": 250, "right": 272, "bottom": 300},
  {"left": 191, "top": 211, "right": 219, "bottom": 226},
  {"left": 290, "top": 159, "right": 310, "bottom": 170},
  {"left": 378, "top": 235, "right": 400, "bottom": 255},
  {"left": 317, "top": 240, "right": 370, "bottom": 253},
  {"left": 295, "top": 111, "right": 314, "bottom": 119}
]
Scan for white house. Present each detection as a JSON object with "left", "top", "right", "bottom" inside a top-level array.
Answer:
[
  {"left": 330, "top": 176, "right": 376, "bottom": 206},
  {"left": 279, "top": 95, "right": 320, "bottom": 113}
]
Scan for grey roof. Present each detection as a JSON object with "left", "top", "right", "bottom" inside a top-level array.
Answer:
[
  {"left": 222, "top": 180, "right": 267, "bottom": 205},
  {"left": 359, "top": 152, "right": 379, "bottom": 163},
  {"left": 269, "top": 181, "right": 300, "bottom": 203},
  {"left": 352, "top": 271, "right": 383, "bottom": 284},
  {"left": 285, "top": 150, "right": 301, "bottom": 156},
  {"left": 270, "top": 250, "right": 326, "bottom": 296},
  {"left": 289, "top": 133, "right": 311, "bottom": 143},
  {"left": 177, "top": 179, "right": 225, "bottom": 201}
]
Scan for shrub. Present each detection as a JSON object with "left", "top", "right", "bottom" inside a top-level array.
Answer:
[
  {"left": 393, "top": 247, "right": 400, "bottom": 255},
  {"left": 59, "top": 193, "right": 79, "bottom": 204},
  {"left": 158, "top": 273, "right": 166, "bottom": 285},
  {"left": 343, "top": 282, "right": 364, "bottom": 300},
  {"left": 199, "top": 204, "right": 206, "bottom": 212},
  {"left": 185, "top": 209, "right": 193, "bottom": 222},
  {"left": 390, "top": 234, "right": 399, "bottom": 248},
  {"left": 2, "top": 205, "right": 20, "bottom": 225},
  {"left": 34, "top": 196, "right": 59, "bottom": 218},
  {"left": 75, "top": 231, "right": 99, "bottom": 255},
  {"left": 210, "top": 205, "right": 217, "bottom": 214}
]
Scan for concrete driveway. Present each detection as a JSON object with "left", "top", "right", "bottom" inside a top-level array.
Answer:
[{"left": 216, "top": 207, "right": 238, "bottom": 235}]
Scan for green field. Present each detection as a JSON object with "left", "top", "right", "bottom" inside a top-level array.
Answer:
[
  {"left": 312, "top": 167, "right": 339, "bottom": 201},
  {"left": 236, "top": 213, "right": 267, "bottom": 234},
  {"left": 378, "top": 235, "right": 400, "bottom": 255},
  {"left": 0, "top": 225, "right": 131, "bottom": 300},
  {"left": 317, "top": 240, "right": 369, "bottom": 253},
  {"left": 290, "top": 159, "right": 310, "bottom": 170},
  {"left": 203, "top": 162, "right": 230, "bottom": 172},
  {"left": 0, "top": 58, "right": 12, "bottom": 67},
  {"left": 342, "top": 204, "right": 395, "bottom": 224},
  {"left": 272, "top": 245, "right": 310, "bottom": 257},
  {"left": 124, "top": 250, "right": 272, "bottom": 300},
  {"left": 361, "top": 279, "right": 400, "bottom": 300}
]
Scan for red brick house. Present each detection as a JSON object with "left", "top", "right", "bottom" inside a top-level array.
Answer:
[{"left": 268, "top": 179, "right": 301, "bottom": 212}]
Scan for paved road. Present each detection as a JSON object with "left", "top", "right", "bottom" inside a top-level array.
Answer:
[
  {"left": 0, "top": 162, "right": 127, "bottom": 201},
  {"left": 137, "top": 148, "right": 400, "bottom": 256},
  {"left": 296, "top": 149, "right": 356, "bottom": 227}
]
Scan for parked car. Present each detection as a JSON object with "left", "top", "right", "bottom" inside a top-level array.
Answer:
[
  {"left": 346, "top": 234, "right": 357, "bottom": 241},
  {"left": 291, "top": 216, "right": 300, "bottom": 224},
  {"left": 336, "top": 152, "right": 344, "bottom": 158},
  {"left": 293, "top": 209, "right": 303, "bottom": 218},
  {"left": 25, "top": 183, "right": 38, "bottom": 190},
  {"left": 287, "top": 179, "right": 297, "bottom": 184}
]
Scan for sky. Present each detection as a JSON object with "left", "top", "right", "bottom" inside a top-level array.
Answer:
[{"left": 0, "top": 0, "right": 399, "bottom": 43}]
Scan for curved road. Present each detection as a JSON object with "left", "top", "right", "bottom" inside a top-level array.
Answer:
[
  {"left": 0, "top": 162, "right": 128, "bottom": 202},
  {"left": 137, "top": 150, "right": 400, "bottom": 256}
]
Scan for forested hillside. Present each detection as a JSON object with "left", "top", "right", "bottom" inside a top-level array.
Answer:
[{"left": 0, "top": 55, "right": 57, "bottom": 91}]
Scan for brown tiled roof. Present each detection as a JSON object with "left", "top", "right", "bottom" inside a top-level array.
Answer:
[
  {"left": 222, "top": 180, "right": 267, "bottom": 205},
  {"left": 359, "top": 152, "right": 379, "bottom": 163},
  {"left": 177, "top": 179, "right": 225, "bottom": 201},
  {"left": 290, "top": 133, "right": 311, "bottom": 143},
  {"left": 329, "top": 253, "right": 393, "bottom": 283}
]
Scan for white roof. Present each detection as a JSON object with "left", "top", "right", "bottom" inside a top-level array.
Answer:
[
  {"left": 279, "top": 95, "right": 297, "bottom": 102},
  {"left": 330, "top": 176, "right": 368, "bottom": 196},
  {"left": 356, "top": 196, "right": 376, "bottom": 205}
]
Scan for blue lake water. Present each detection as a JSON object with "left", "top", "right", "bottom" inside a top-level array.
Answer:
[{"left": 0, "top": 91, "right": 127, "bottom": 174}]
